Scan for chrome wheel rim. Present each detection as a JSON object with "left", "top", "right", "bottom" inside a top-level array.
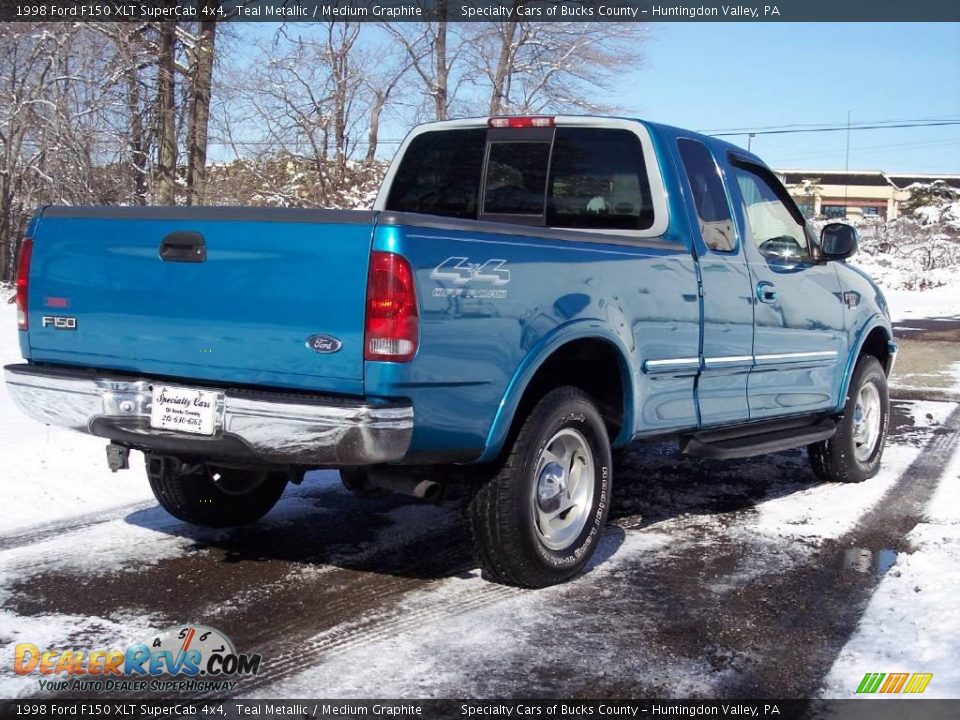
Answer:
[
  {"left": 852, "top": 382, "right": 882, "bottom": 462},
  {"left": 533, "top": 428, "right": 595, "bottom": 551}
]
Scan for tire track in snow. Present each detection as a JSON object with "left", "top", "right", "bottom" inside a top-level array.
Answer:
[{"left": 0, "top": 501, "right": 155, "bottom": 552}]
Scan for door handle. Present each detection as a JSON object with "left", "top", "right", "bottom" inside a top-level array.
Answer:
[
  {"left": 756, "top": 281, "right": 777, "bottom": 303},
  {"left": 159, "top": 231, "right": 206, "bottom": 263}
]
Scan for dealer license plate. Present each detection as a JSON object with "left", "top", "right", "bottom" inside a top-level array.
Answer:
[{"left": 149, "top": 385, "right": 220, "bottom": 436}]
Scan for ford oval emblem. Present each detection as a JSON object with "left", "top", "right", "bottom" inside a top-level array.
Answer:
[{"left": 306, "top": 334, "right": 342, "bottom": 354}]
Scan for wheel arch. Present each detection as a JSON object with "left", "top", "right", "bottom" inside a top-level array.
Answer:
[
  {"left": 835, "top": 316, "right": 895, "bottom": 412},
  {"left": 477, "top": 324, "right": 635, "bottom": 463}
]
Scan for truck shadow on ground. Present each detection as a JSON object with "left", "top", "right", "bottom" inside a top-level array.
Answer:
[
  {"left": 120, "top": 443, "right": 836, "bottom": 584},
  {"left": 120, "top": 400, "right": 926, "bottom": 585}
]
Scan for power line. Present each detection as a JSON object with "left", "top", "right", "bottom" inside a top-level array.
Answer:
[
  {"left": 707, "top": 120, "right": 960, "bottom": 138},
  {"left": 698, "top": 116, "right": 960, "bottom": 133}
]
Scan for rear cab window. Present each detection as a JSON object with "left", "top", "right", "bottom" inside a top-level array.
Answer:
[
  {"left": 385, "top": 123, "right": 659, "bottom": 235},
  {"left": 384, "top": 129, "right": 486, "bottom": 219},
  {"left": 482, "top": 132, "right": 553, "bottom": 222}
]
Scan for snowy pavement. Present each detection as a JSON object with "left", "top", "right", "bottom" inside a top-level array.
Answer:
[{"left": 0, "top": 296, "right": 958, "bottom": 699}]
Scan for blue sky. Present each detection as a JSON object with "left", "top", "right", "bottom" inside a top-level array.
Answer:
[{"left": 605, "top": 22, "right": 960, "bottom": 173}]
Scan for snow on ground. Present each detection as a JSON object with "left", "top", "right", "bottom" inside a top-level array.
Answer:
[
  {"left": 821, "top": 443, "right": 960, "bottom": 698},
  {"left": 745, "top": 402, "right": 953, "bottom": 543},
  {"left": 884, "top": 281, "right": 960, "bottom": 324},
  {"left": 0, "top": 303, "right": 155, "bottom": 534}
]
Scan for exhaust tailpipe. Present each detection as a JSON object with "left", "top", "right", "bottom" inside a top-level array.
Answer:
[{"left": 367, "top": 471, "right": 442, "bottom": 501}]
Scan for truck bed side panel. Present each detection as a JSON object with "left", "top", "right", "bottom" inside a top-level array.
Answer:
[{"left": 365, "top": 217, "right": 700, "bottom": 460}]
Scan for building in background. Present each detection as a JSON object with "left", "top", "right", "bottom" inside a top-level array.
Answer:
[{"left": 778, "top": 170, "right": 960, "bottom": 220}]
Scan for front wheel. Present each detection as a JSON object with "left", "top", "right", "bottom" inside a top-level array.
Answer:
[
  {"left": 146, "top": 455, "right": 287, "bottom": 527},
  {"left": 467, "top": 387, "right": 612, "bottom": 588},
  {"left": 809, "top": 355, "right": 889, "bottom": 483}
]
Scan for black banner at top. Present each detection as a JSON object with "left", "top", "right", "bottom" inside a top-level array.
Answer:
[
  {"left": 1, "top": 0, "right": 959, "bottom": 22},
  {"left": 1, "top": 699, "right": 960, "bottom": 719}
]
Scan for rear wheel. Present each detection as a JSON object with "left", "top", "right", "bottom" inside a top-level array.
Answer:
[
  {"left": 467, "top": 387, "right": 612, "bottom": 588},
  {"left": 146, "top": 455, "right": 287, "bottom": 527},
  {"left": 808, "top": 355, "right": 889, "bottom": 483}
]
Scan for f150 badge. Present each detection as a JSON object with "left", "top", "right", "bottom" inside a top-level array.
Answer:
[
  {"left": 430, "top": 257, "right": 510, "bottom": 299},
  {"left": 41, "top": 316, "right": 77, "bottom": 330}
]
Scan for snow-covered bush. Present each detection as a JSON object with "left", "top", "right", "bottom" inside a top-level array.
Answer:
[
  {"left": 202, "top": 156, "right": 387, "bottom": 211},
  {"left": 812, "top": 213, "right": 959, "bottom": 291},
  {"left": 899, "top": 180, "right": 960, "bottom": 229}
]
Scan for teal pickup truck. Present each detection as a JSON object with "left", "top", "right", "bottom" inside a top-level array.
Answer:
[{"left": 5, "top": 115, "right": 895, "bottom": 587}]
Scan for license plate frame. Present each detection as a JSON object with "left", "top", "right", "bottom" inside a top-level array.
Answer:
[{"left": 149, "top": 385, "right": 221, "bottom": 436}]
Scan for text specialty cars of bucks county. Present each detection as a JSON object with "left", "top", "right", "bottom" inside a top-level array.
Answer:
[{"left": 5, "top": 115, "right": 896, "bottom": 587}]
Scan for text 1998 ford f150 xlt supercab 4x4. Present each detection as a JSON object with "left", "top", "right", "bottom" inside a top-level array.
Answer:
[{"left": 5, "top": 115, "right": 896, "bottom": 587}]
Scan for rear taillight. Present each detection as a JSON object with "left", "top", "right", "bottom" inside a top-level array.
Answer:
[
  {"left": 488, "top": 116, "right": 555, "bottom": 129},
  {"left": 364, "top": 251, "right": 419, "bottom": 362},
  {"left": 15, "top": 238, "right": 33, "bottom": 330}
]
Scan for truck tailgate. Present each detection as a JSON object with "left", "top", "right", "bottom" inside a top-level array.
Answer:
[{"left": 25, "top": 207, "right": 375, "bottom": 395}]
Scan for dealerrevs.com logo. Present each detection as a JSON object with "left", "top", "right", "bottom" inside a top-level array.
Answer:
[{"left": 14, "top": 625, "right": 261, "bottom": 693}]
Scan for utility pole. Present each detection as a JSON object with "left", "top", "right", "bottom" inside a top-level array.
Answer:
[
  {"left": 844, "top": 110, "right": 851, "bottom": 210},
  {"left": 747, "top": 133, "right": 755, "bottom": 151}
]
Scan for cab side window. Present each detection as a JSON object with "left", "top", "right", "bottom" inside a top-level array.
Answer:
[
  {"left": 677, "top": 139, "right": 735, "bottom": 252},
  {"left": 732, "top": 162, "right": 809, "bottom": 260}
]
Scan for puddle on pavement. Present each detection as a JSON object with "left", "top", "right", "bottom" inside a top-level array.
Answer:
[{"left": 843, "top": 547, "right": 899, "bottom": 575}]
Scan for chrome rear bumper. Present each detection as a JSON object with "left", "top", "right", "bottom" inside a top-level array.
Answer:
[{"left": 3, "top": 364, "right": 412, "bottom": 466}]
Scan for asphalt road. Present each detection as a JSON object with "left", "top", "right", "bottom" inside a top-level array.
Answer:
[{"left": 891, "top": 315, "right": 960, "bottom": 401}]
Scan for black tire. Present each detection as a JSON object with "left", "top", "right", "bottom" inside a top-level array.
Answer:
[
  {"left": 146, "top": 456, "right": 287, "bottom": 527},
  {"left": 467, "top": 386, "right": 612, "bottom": 588},
  {"left": 808, "top": 355, "right": 889, "bottom": 483}
]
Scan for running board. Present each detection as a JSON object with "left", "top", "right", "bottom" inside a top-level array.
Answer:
[{"left": 681, "top": 416, "right": 836, "bottom": 460}]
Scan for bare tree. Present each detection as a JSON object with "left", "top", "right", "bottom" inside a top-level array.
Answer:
[
  {"left": 0, "top": 25, "right": 129, "bottom": 279},
  {"left": 467, "top": 19, "right": 649, "bottom": 115},
  {"left": 0, "top": 25, "right": 67, "bottom": 278},
  {"left": 321, "top": 22, "right": 362, "bottom": 181},
  {"left": 363, "top": 54, "right": 411, "bottom": 163},
  {"left": 184, "top": 2, "right": 218, "bottom": 204},
  {"left": 91, "top": 23, "right": 158, "bottom": 205},
  {"left": 154, "top": 14, "right": 178, "bottom": 204},
  {"left": 383, "top": 3, "right": 470, "bottom": 121}
]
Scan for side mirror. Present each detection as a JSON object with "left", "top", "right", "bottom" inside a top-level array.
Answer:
[
  {"left": 820, "top": 223, "right": 858, "bottom": 260},
  {"left": 758, "top": 235, "right": 805, "bottom": 262}
]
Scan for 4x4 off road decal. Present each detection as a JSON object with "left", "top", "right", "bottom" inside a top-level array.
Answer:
[{"left": 430, "top": 257, "right": 510, "bottom": 299}]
